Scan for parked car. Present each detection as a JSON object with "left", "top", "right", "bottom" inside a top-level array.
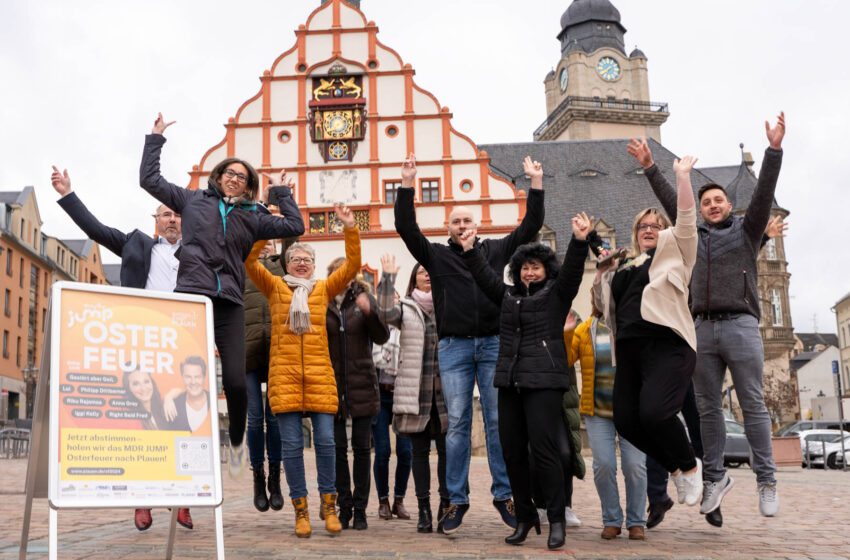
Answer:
[
  {"left": 822, "top": 434, "right": 850, "bottom": 469},
  {"left": 775, "top": 420, "right": 850, "bottom": 436},
  {"left": 797, "top": 429, "right": 847, "bottom": 467},
  {"left": 830, "top": 448, "right": 850, "bottom": 469},
  {"left": 724, "top": 419, "right": 751, "bottom": 468}
]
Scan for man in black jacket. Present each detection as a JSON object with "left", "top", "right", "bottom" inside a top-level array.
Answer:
[
  {"left": 394, "top": 154, "right": 545, "bottom": 534},
  {"left": 51, "top": 166, "right": 192, "bottom": 532},
  {"left": 628, "top": 112, "right": 786, "bottom": 520}
]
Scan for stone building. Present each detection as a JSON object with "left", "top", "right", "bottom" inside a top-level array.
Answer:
[{"left": 835, "top": 292, "right": 850, "bottom": 396}]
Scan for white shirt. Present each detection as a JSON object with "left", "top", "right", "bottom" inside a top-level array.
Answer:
[
  {"left": 144, "top": 237, "right": 180, "bottom": 292},
  {"left": 185, "top": 400, "right": 208, "bottom": 432}
]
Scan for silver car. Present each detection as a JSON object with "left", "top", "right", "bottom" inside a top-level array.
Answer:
[{"left": 723, "top": 419, "right": 751, "bottom": 468}]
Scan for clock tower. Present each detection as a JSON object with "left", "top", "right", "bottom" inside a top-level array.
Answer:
[{"left": 534, "top": 0, "right": 669, "bottom": 142}]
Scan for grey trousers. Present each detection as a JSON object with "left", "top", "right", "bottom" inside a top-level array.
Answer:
[{"left": 693, "top": 314, "right": 777, "bottom": 484}]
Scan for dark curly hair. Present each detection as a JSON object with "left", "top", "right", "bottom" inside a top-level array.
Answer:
[{"left": 508, "top": 242, "right": 560, "bottom": 286}]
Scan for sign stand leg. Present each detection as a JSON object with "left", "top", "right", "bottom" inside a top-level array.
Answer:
[
  {"left": 48, "top": 508, "right": 58, "bottom": 560},
  {"left": 165, "top": 508, "right": 179, "bottom": 560},
  {"left": 214, "top": 505, "right": 225, "bottom": 559}
]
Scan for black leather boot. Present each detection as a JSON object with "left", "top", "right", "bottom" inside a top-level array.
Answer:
[
  {"left": 436, "top": 497, "right": 451, "bottom": 534},
  {"left": 547, "top": 521, "right": 566, "bottom": 549},
  {"left": 267, "top": 463, "right": 284, "bottom": 511},
  {"left": 353, "top": 508, "right": 368, "bottom": 530},
  {"left": 338, "top": 507, "right": 352, "bottom": 529},
  {"left": 252, "top": 465, "right": 270, "bottom": 512},
  {"left": 416, "top": 496, "right": 433, "bottom": 533},
  {"left": 505, "top": 519, "right": 541, "bottom": 545}
]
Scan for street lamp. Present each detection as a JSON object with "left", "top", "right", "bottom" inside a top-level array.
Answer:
[{"left": 21, "top": 364, "right": 38, "bottom": 419}]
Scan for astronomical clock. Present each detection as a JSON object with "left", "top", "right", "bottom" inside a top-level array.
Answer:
[{"left": 308, "top": 62, "right": 367, "bottom": 162}]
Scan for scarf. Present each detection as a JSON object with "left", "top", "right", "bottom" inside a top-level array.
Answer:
[
  {"left": 411, "top": 288, "right": 434, "bottom": 315},
  {"left": 284, "top": 275, "right": 317, "bottom": 335}
]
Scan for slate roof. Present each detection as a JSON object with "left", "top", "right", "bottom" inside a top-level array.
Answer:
[
  {"left": 63, "top": 239, "right": 94, "bottom": 258},
  {"left": 796, "top": 332, "right": 839, "bottom": 351},
  {"left": 0, "top": 187, "right": 33, "bottom": 206},
  {"left": 479, "top": 137, "right": 715, "bottom": 257},
  {"left": 791, "top": 351, "right": 822, "bottom": 371},
  {"left": 102, "top": 263, "right": 121, "bottom": 286}
]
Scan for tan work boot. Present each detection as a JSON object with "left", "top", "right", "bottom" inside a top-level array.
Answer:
[
  {"left": 321, "top": 493, "right": 342, "bottom": 534},
  {"left": 291, "top": 497, "right": 311, "bottom": 538}
]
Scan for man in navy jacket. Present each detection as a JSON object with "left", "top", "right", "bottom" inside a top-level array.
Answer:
[{"left": 51, "top": 166, "right": 191, "bottom": 531}]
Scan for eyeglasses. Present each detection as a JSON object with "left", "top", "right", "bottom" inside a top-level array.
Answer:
[
  {"left": 637, "top": 223, "right": 663, "bottom": 232},
  {"left": 223, "top": 168, "right": 248, "bottom": 183},
  {"left": 153, "top": 211, "right": 179, "bottom": 219},
  {"left": 289, "top": 257, "right": 315, "bottom": 265}
]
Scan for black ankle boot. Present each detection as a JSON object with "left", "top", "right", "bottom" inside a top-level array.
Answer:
[
  {"left": 267, "top": 463, "right": 284, "bottom": 511},
  {"left": 416, "top": 496, "right": 433, "bottom": 533},
  {"left": 353, "top": 509, "right": 368, "bottom": 530},
  {"left": 547, "top": 521, "right": 566, "bottom": 550},
  {"left": 436, "top": 497, "right": 451, "bottom": 534},
  {"left": 338, "top": 507, "right": 352, "bottom": 529},
  {"left": 504, "top": 519, "right": 541, "bottom": 545},
  {"left": 252, "top": 465, "right": 269, "bottom": 512}
]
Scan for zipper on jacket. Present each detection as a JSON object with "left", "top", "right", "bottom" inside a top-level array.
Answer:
[
  {"left": 705, "top": 229, "right": 711, "bottom": 314},
  {"left": 542, "top": 340, "right": 556, "bottom": 369},
  {"left": 301, "top": 335, "right": 306, "bottom": 412},
  {"left": 742, "top": 269, "right": 749, "bottom": 305},
  {"left": 340, "top": 304, "right": 350, "bottom": 417}
]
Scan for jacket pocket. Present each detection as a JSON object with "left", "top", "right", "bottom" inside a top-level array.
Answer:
[{"left": 541, "top": 340, "right": 557, "bottom": 369}]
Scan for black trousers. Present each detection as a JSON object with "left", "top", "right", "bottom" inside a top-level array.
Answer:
[
  {"left": 647, "top": 381, "right": 704, "bottom": 504},
  {"left": 614, "top": 336, "right": 697, "bottom": 474},
  {"left": 334, "top": 415, "right": 372, "bottom": 512},
  {"left": 498, "top": 387, "right": 568, "bottom": 524},
  {"left": 211, "top": 297, "right": 247, "bottom": 447},
  {"left": 531, "top": 416, "right": 574, "bottom": 508},
  {"left": 408, "top": 403, "right": 448, "bottom": 501}
]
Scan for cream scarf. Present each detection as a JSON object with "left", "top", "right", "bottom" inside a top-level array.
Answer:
[{"left": 284, "top": 275, "right": 318, "bottom": 335}]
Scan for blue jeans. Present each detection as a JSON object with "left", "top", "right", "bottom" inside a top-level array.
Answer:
[
  {"left": 277, "top": 412, "right": 335, "bottom": 499},
  {"left": 585, "top": 414, "right": 647, "bottom": 528},
  {"left": 438, "top": 335, "right": 511, "bottom": 505},
  {"left": 693, "top": 315, "right": 776, "bottom": 484},
  {"left": 372, "top": 387, "right": 412, "bottom": 499},
  {"left": 246, "top": 368, "right": 282, "bottom": 467}
]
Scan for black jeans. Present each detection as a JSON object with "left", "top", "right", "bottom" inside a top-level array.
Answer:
[
  {"left": 334, "top": 415, "right": 373, "bottom": 512},
  {"left": 647, "top": 381, "right": 703, "bottom": 504},
  {"left": 408, "top": 404, "right": 448, "bottom": 501},
  {"left": 211, "top": 297, "right": 247, "bottom": 447},
  {"left": 532, "top": 416, "right": 574, "bottom": 508},
  {"left": 498, "top": 387, "right": 568, "bottom": 524},
  {"left": 614, "top": 336, "right": 697, "bottom": 474}
]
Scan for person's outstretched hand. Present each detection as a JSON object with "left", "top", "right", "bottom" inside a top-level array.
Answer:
[
  {"left": 571, "top": 211, "right": 595, "bottom": 240},
  {"left": 765, "top": 215, "right": 789, "bottom": 239},
  {"left": 522, "top": 156, "right": 543, "bottom": 190},
  {"left": 51, "top": 166, "right": 72, "bottom": 196},
  {"left": 401, "top": 153, "right": 417, "bottom": 188},
  {"left": 152, "top": 112, "right": 176, "bottom": 135},
  {"left": 335, "top": 203, "right": 355, "bottom": 229},
  {"left": 673, "top": 155, "right": 698, "bottom": 178},
  {"left": 765, "top": 111, "right": 785, "bottom": 150},
  {"left": 380, "top": 253, "right": 400, "bottom": 275},
  {"left": 627, "top": 137, "right": 654, "bottom": 169}
]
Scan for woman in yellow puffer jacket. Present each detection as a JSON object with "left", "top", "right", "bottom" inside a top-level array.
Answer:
[{"left": 244, "top": 203, "right": 359, "bottom": 539}]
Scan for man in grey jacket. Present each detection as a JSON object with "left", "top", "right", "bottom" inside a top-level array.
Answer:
[{"left": 627, "top": 112, "right": 786, "bottom": 519}]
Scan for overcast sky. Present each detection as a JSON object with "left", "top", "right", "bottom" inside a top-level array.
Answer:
[{"left": 2, "top": 0, "right": 847, "bottom": 333}]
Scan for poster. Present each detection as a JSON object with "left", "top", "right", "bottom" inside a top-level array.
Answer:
[{"left": 48, "top": 283, "right": 221, "bottom": 508}]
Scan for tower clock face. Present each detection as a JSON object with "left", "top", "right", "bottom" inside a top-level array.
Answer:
[
  {"left": 323, "top": 111, "right": 354, "bottom": 138},
  {"left": 559, "top": 68, "right": 568, "bottom": 92},
  {"left": 596, "top": 56, "right": 621, "bottom": 81}
]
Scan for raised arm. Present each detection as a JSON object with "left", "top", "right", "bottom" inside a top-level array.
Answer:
[
  {"left": 490, "top": 156, "right": 545, "bottom": 259},
  {"left": 629, "top": 137, "right": 678, "bottom": 221},
  {"left": 140, "top": 113, "right": 191, "bottom": 212},
  {"left": 671, "top": 156, "right": 699, "bottom": 267},
  {"left": 376, "top": 254, "right": 403, "bottom": 327},
  {"left": 356, "top": 290, "right": 390, "bottom": 345},
  {"left": 245, "top": 240, "right": 275, "bottom": 298},
  {"left": 460, "top": 229, "right": 506, "bottom": 305},
  {"left": 394, "top": 154, "right": 435, "bottom": 269},
  {"left": 255, "top": 172, "right": 306, "bottom": 239},
  {"left": 52, "top": 166, "right": 131, "bottom": 257},
  {"left": 556, "top": 213, "right": 593, "bottom": 303},
  {"left": 325, "top": 205, "right": 362, "bottom": 299},
  {"left": 743, "top": 112, "right": 785, "bottom": 244}
]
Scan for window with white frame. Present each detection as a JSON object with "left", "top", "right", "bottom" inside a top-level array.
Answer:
[
  {"left": 764, "top": 238, "right": 777, "bottom": 260},
  {"left": 770, "top": 289, "right": 783, "bottom": 326}
]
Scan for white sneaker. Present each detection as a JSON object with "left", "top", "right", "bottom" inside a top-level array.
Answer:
[
  {"left": 228, "top": 441, "right": 246, "bottom": 478},
  {"left": 537, "top": 508, "right": 549, "bottom": 525},
  {"left": 700, "top": 475, "right": 734, "bottom": 514},
  {"left": 670, "top": 471, "right": 687, "bottom": 504},
  {"left": 758, "top": 481, "right": 779, "bottom": 517},
  {"left": 680, "top": 459, "right": 702, "bottom": 507},
  {"left": 564, "top": 506, "right": 581, "bottom": 527}
]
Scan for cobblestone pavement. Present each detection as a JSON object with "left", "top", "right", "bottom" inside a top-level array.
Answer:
[{"left": 1, "top": 455, "right": 849, "bottom": 559}]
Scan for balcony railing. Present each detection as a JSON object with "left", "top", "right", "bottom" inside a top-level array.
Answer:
[{"left": 534, "top": 96, "right": 669, "bottom": 139}]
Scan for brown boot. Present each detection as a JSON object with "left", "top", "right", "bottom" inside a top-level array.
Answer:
[
  {"left": 321, "top": 493, "right": 342, "bottom": 534},
  {"left": 378, "top": 498, "right": 392, "bottom": 519},
  {"left": 291, "top": 497, "right": 311, "bottom": 538},
  {"left": 391, "top": 497, "right": 410, "bottom": 520}
]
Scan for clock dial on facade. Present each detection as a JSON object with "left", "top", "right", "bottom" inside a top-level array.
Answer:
[
  {"left": 559, "top": 68, "right": 568, "bottom": 92},
  {"left": 596, "top": 56, "right": 621, "bottom": 81},
  {"left": 323, "top": 111, "right": 354, "bottom": 139}
]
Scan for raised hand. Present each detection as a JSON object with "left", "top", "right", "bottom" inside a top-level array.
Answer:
[
  {"left": 401, "top": 153, "right": 417, "bottom": 188},
  {"left": 50, "top": 165, "right": 72, "bottom": 196},
  {"left": 380, "top": 253, "right": 400, "bottom": 275},
  {"left": 355, "top": 292, "right": 371, "bottom": 315},
  {"left": 563, "top": 309, "right": 578, "bottom": 332},
  {"left": 673, "top": 155, "right": 698, "bottom": 178},
  {"left": 522, "top": 156, "right": 543, "bottom": 190},
  {"left": 765, "top": 215, "right": 789, "bottom": 239},
  {"left": 151, "top": 112, "right": 176, "bottom": 135},
  {"left": 765, "top": 111, "right": 785, "bottom": 150},
  {"left": 627, "top": 137, "right": 654, "bottom": 169},
  {"left": 260, "top": 170, "right": 294, "bottom": 204},
  {"left": 571, "top": 211, "right": 595, "bottom": 240},
  {"left": 459, "top": 229, "right": 476, "bottom": 252},
  {"left": 335, "top": 202, "right": 356, "bottom": 229}
]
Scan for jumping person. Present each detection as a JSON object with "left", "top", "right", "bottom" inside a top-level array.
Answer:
[
  {"left": 459, "top": 207, "right": 592, "bottom": 550},
  {"left": 593, "top": 155, "right": 703, "bottom": 511},
  {"left": 395, "top": 154, "right": 545, "bottom": 534},
  {"left": 139, "top": 113, "right": 305, "bottom": 477},
  {"left": 51, "top": 166, "right": 193, "bottom": 531},
  {"left": 628, "top": 112, "right": 786, "bottom": 517}
]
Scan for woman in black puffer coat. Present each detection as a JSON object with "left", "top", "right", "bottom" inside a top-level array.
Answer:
[{"left": 459, "top": 212, "right": 593, "bottom": 550}]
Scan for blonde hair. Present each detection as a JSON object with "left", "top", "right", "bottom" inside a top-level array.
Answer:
[{"left": 629, "top": 207, "right": 672, "bottom": 257}]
